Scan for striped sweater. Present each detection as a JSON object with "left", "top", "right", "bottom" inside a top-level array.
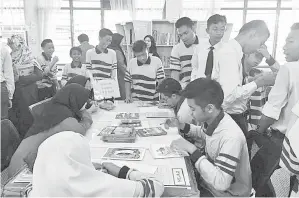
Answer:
[
  {"left": 124, "top": 56, "right": 165, "bottom": 101},
  {"left": 86, "top": 47, "right": 117, "bottom": 80}
]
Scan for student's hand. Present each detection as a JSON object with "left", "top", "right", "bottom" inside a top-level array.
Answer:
[
  {"left": 52, "top": 56, "right": 59, "bottom": 64},
  {"left": 171, "top": 138, "right": 197, "bottom": 155},
  {"left": 87, "top": 103, "right": 98, "bottom": 114},
  {"left": 102, "top": 162, "right": 122, "bottom": 177},
  {"left": 125, "top": 97, "right": 133, "bottom": 103},
  {"left": 255, "top": 72, "right": 277, "bottom": 87},
  {"left": 8, "top": 99, "right": 12, "bottom": 108},
  {"left": 164, "top": 118, "right": 180, "bottom": 129},
  {"left": 257, "top": 45, "right": 271, "bottom": 60}
]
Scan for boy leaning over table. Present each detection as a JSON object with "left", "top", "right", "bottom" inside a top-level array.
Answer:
[{"left": 166, "top": 78, "right": 252, "bottom": 197}]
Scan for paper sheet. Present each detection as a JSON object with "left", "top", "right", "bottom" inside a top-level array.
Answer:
[{"left": 100, "top": 160, "right": 158, "bottom": 174}]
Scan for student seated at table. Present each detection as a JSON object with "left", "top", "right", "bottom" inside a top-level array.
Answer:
[
  {"left": 168, "top": 78, "right": 252, "bottom": 197},
  {"left": 26, "top": 131, "right": 164, "bottom": 197},
  {"left": 61, "top": 47, "right": 90, "bottom": 86},
  {"left": 7, "top": 84, "right": 92, "bottom": 177},
  {"left": 124, "top": 40, "right": 165, "bottom": 102}
]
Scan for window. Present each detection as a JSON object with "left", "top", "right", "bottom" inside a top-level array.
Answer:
[
  {"left": 220, "top": 10, "right": 243, "bottom": 39},
  {"left": 222, "top": 0, "right": 244, "bottom": 8},
  {"left": 247, "top": 0, "right": 277, "bottom": 8},
  {"left": 105, "top": 10, "right": 131, "bottom": 32},
  {"left": 73, "top": 0, "right": 102, "bottom": 8}
]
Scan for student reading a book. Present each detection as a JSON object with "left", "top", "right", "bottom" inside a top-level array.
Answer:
[
  {"left": 8, "top": 84, "right": 92, "bottom": 177},
  {"left": 86, "top": 28, "right": 117, "bottom": 80},
  {"left": 61, "top": 47, "right": 90, "bottom": 86},
  {"left": 78, "top": 33, "right": 94, "bottom": 63},
  {"left": 170, "top": 17, "right": 199, "bottom": 88},
  {"left": 125, "top": 40, "right": 165, "bottom": 102},
  {"left": 144, "top": 35, "right": 160, "bottom": 58},
  {"left": 36, "top": 39, "right": 60, "bottom": 101},
  {"left": 27, "top": 131, "right": 164, "bottom": 197},
  {"left": 7, "top": 35, "right": 43, "bottom": 138},
  {"left": 168, "top": 78, "right": 252, "bottom": 197},
  {"left": 191, "top": 14, "right": 226, "bottom": 80}
]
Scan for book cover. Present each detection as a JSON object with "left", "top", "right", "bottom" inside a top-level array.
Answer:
[
  {"left": 150, "top": 144, "right": 188, "bottom": 159},
  {"left": 102, "top": 147, "right": 146, "bottom": 161},
  {"left": 136, "top": 127, "right": 167, "bottom": 137}
]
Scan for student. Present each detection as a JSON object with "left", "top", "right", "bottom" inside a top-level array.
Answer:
[
  {"left": 191, "top": 14, "right": 226, "bottom": 80},
  {"left": 212, "top": 20, "right": 276, "bottom": 138},
  {"left": 1, "top": 45, "right": 14, "bottom": 119},
  {"left": 8, "top": 84, "right": 92, "bottom": 177},
  {"left": 26, "top": 131, "right": 164, "bottom": 197},
  {"left": 280, "top": 101, "right": 299, "bottom": 197},
  {"left": 36, "top": 39, "right": 60, "bottom": 101},
  {"left": 157, "top": 78, "right": 193, "bottom": 124},
  {"left": 169, "top": 78, "right": 251, "bottom": 197},
  {"left": 170, "top": 17, "right": 199, "bottom": 88},
  {"left": 124, "top": 40, "right": 165, "bottom": 102},
  {"left": 78, "top": 33, "right": 94, "bottom": 63},
  {"left": 144, "top": 35, "right": 160, "bottom": 58},
  {"left": 108, "top": 33, "right": 127, "bottom": 99},
  {"left": 86, "top": 28, "right": 117, "bottom": 80},
  {"left": 61, "top": 47, "right": 89, "bottom": 86}
]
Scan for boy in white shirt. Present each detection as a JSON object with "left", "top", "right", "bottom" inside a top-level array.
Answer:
[{"left": 191, "top": 14, "right": 226, "bottom": 80}]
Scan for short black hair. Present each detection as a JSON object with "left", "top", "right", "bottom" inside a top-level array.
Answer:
[
  {"left": 41, "top": 39, "right": 53, "bottom": 48},
  {"left": 99, "top": 28, "right": 113, "bottom": 38},
  {"left": 69, "top": 46, "right": 82, "bottom": 57},
  {"left": 132, "top": 40, "right": 147, "bottom": 53},
  {"left": 239, "top": 20, "right": 270, "bottom": 37},
  {"left": 207, "top": 14, "right": 227, "bottom": 29},
  {"left": 157, "top": 78, "right": 182, "bottom": 97},
  {"left": 78, "top": 34, "right": 89, "bottom": 43},
  {"left": 175, "top": 17, "right": 193, "bottom": 29},
  {"left": 181, "top": 78, "right": 224, "bottom": 109},
  {"left": 291, "top": 23, "right": 299, "bottom": 30}
]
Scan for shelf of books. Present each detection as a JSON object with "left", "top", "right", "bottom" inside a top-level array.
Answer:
[{"left": 116, "top": 20, "right": 233, "bottom": 78}]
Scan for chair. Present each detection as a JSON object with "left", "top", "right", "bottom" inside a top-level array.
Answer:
[
  {"left": 1, "top": 119, "right": 21, "bottom": 171},
  {"left": 28, "top": 98, "right": 51, "bottom": 120}
]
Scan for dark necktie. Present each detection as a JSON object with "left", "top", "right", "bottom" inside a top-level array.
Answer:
[
  {"left": 241, "top": 54, "right": 246, "bottom": 85},
  {"left": 205, "top": 46, "right": 215, "bottom": 78}
]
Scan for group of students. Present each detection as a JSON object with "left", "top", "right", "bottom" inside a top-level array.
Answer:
[{"left": 1, "top": 12, "right": 299, "bottom": 197}]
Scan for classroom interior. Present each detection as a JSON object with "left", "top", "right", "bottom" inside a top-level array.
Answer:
[{"left": 1, "top": 0, "right": 299, "bottom": 197}]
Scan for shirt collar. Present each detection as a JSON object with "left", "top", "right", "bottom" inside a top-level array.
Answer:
[
  {"left": 202, "top": 109, "right": 225, "bottom": 136},
  {"left": 71, "top": 61, "right": 82, "bottom": 68},
  {"left": 95, "top": 46, "right": 108, "bottom": 54},
  {"left": 42, "top": 52, "right": 51, "bottom": 61},
  {"left": 137, "top": 56, "right": 151, "bottom": 66},
  {"left": 184, "top": 35, "right": 199, "bottom": 48},
  {"left": 174, "top": 97, "right": 185, "bottom": 116},
  {"left": 207, "top": 39, "right": 222, "bottom": 50}
]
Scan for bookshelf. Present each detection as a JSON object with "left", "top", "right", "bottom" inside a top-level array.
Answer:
[{"left": 116, "top": 20, "right": 233, "bottom": 77}]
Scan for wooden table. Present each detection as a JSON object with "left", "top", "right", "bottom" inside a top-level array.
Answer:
[{"left": 87, "top": 101, "right": 199, "bottom": 197}]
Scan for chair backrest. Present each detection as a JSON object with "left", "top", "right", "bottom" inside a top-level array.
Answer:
[
  {"left": 1, "top": 119, "right": 21, "bottom": 171},
  {"left": 28, "top": 98, "right": 52, "bottom": 120}
]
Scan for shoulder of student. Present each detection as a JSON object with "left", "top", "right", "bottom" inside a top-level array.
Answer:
[
  {"left": 171, "top": 42, "right": 183, "bottom": 53},
  {"left": 151, "top": 56, "right": 162, "bottom": 65},
  {"left": 36, "top": 54, "right": 45, "bottom": 64},
  {"left": 107, "top": 48, "right": 116, "bottom": 55},
  {"left": 216, "top": 40, "right": 236, "bottom": 55},
  {"left": 128, "top": 57, "right": 137, "bottom": 66},
  {"left": 58, "top": 117, "right": 86, "bottom": 134},
  {"left": 1, "top": 45, "right": 10, "bottom": 57},
  {"left": 86, "top": 48, "right": 95, "bottom": 55}
]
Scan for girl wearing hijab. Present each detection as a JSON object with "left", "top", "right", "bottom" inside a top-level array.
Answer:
[
  {"left": 144, "top": 35, "right": 160, "bottom": 58},
  {"left": 7, "top": 84, "right": 92, "bottom": 177},
  {"left": 7, "top": 35, "right": 43, "bottom": 138},
  {"left": 108, "top": 33, "right": 127, "bottom": 99},
  {"left": 27, "top": 131, "right": 164, "bottom": 197}
]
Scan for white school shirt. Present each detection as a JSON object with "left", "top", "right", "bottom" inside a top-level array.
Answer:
[
  {"left": 191, "top": 38, "right": 223, "bottom": 81},
  {"left": 262, "top": 61, "right": 299, "bottom": 134},
  {"left": 212, "top": 39, "right": 257, "bottom": 114}
]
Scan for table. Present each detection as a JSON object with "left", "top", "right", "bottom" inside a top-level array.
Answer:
[{"left": 87, "top": 101, "right": 199, "bottom": 197}]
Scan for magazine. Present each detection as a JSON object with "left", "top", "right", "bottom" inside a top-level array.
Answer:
[
  {"left": 150, "top": 144, "right": 188, "bottom": 159},
  {"left": 115, "top": 112, "right": 139, "bottom": 119},
  {"left": 136, "top": 127, "right": 167, "bottom": 137},
  {"left": 102, "top": 147, "right": 146, "bottom": 161}
]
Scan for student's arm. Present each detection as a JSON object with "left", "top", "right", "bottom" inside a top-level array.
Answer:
[
  {"left": 180, "top": 123, "right": 205, "bottom": 140},
  {"left": 124, "top": 65, "right": 132, "bottom": 103},
  {"left": 115, "top": 50, "right": 127, "bottom": 74},
  {"left": 257, "top": 47, "right": 280, "bottom": 72},
  {"left": 169, "top": 45, "right": 181, "bottom": 82},
  {"left": 61, "top": 64, "right": 68, "bottom": 86},
  {"left": 2, "top": 47, "right": 15, "bottom": 100},
  {"left": 111, "top": 50, "right": 117, "bottom": 80},
  {"left": 156, "top": 58, "right": 165, "bottom": 85},
  {"left": 258, "top": 65, "right": 290, "bottom": 134},
  {"left": 191, "top": 47, "right": 199, "bottom": 81},
  {"left": 43, "top": 56, "right": 59, "bottom": 74}
]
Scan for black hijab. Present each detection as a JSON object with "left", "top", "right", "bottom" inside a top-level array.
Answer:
[
  {"left": 66, "top": 75, "right": 94, "bottom": 100},
  {"left": 25, "top": 84, "right": 90, "bottom": 138},
  {"left": 108, "top": 33, "right": 127, "bottom": 65}
]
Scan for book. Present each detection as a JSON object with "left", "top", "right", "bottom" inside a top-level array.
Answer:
[
  {"left": 115, "top": 112, "right": 139, "bottom": 119},
  {"left": 102, "top": 147, "right": 146, "bottom": 161},
  {"left": 136, "top": 101, "right": 159, "bottom": 107},
  {"left": 145, "top": 111, "right": 174, "bottom": 118},
  {"left": 119, "top": 120, "right": 142, "bottom": 127},
  {"left": 136, "top": 127, "right": 167, "bottom": 137},
  {"left": 99, "top": 126, "right": 136, "bottom": 143},
  {"left": 150, "top": 144, "right": 188, "bottom": 159}
]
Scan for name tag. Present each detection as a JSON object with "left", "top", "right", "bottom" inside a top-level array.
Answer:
[{"left": 172, "top": 168, "right": 186, "bottom": 185}]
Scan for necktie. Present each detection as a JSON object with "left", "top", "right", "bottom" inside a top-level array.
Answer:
[
  {"left": 205, "top": 46, "right": 215, "bottom": 78},
  {"left": 241, "top": 54, "right": 246, "bottom": 85}
]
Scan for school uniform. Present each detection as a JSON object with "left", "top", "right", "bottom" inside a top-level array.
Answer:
[
  {"left": 280, "top": 101, "right": 299, "bottom": 197},
  {"left": 124, "top": 56, "right": 165, "bottom": 101},
  {"left": 86, "top": 47, "right": 117, "bottom": 80},
  {"left": 170, "top": 36, "right": 199, "bottom": 87},
  {"left": 61, "top": 62, "right": 89, "bottom": 86},
  {"left": 213, "top": 39, "right": 258, "bottom": 137},
  {"left": 181, "top": 111, "right": 252, "bottom": 197},
  {"left": 191, "top": 38, "right": 223, "bottom": 81}
]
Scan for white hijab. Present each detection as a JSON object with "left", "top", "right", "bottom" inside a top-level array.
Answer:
[{"left": 30, "top": 131, "right": 138, "bottom": 197}]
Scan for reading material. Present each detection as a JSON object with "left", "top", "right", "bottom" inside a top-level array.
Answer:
[
  {"left": 115, "top": 113, "right": 140, "bottom": 119},
  {"left": 99, "top": 126, "right": 136, "bottom": 143},
  {"left": 136, "top": 127, "right": 167, "bottom": 137},
  {"left": 150, "top": 144, "right": 188, "bottom": 159},
  {"left": 102, "top": 148, "right": 146, "bottom": 161}
]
